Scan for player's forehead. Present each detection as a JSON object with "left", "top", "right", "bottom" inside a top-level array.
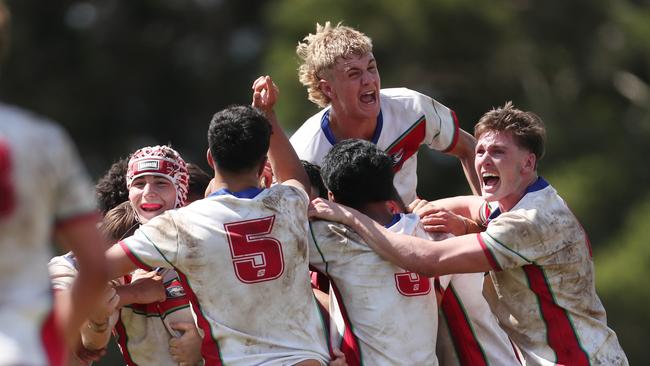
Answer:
[
  {"left": 476, "top": 130, "right": 515, "bottom": 148},
  {"left": 131, "top": 174, "right": 172, "bottom": 184},
  {"left": 332, "top": 52, "right": 376, "bottom": 72}
]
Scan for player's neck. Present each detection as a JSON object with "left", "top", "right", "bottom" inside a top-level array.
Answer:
[
  {"left": 357, "top": 202, "right": 398, "bottom": 227},
  {"left": 498, "top": 173, "right": 539, "bottom": 212},
  {"left": 211, "top": 170, "right": 260, "bottom": 194},
  {"left": 328, "top": 109, "right": 377, "bottom": 141}
]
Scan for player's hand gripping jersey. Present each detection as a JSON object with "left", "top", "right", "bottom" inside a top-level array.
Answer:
[
  {"left": 121, "top": 184, "right": 329, "bottom": 366},
  {"left": 309, "top": 212, "right": 439, "bottom": 366},
  {"left": 478, "top": 178, "right": 628, "bottom": 366},
  {"left": 291, "top": 88, "right": 459, "bottom": 204},
  {"left": 0, "top": 103, "right": 97, "bottom": 365}
]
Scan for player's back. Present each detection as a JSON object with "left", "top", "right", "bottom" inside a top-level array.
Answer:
[
  {"left": 0, "top": 103, "right": 96, "bottom": 365},
  {"left": 309, "top": 212, "right": 439, "bottom": 366},
  {"left": 123, "top": 183, "right": 329, "bottom": 365}
]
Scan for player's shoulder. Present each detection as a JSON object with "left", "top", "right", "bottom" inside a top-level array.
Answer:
[
  {"left": 0, "top": 103, "right": 67, "bottom": 138},
  {"left": 310, "top": 219, "right": 365, "bottom": 245},
  {"left": 290, "top": 108, "right": 328, "bottom": 143}
]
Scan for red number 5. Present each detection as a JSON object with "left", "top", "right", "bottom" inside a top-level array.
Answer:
[
  {"left": 224, "top": 215, "right": 284, "bottom": 284},
  {"left": 394, "top": 271, "right": 431, "bottom": 296},
  {"left": 0, "top": 141, "right": 15, "bottom": 218}
]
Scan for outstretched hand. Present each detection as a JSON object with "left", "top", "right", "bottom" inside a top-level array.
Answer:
[{"left": 251, "top": 75, "right": 279, "bottom": 115}]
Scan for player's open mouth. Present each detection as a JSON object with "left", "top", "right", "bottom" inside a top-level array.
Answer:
[
  {"left": 359, "top": 90, "right": 377, "bottom": 104},
  {"left": 482, "top": 172, "right": 500, "bottom": 190},
  {"left": 141, "top": 203, "right": 163, "bottom": 212}
]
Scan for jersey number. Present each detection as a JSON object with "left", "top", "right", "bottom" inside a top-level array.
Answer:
[
  {"left": 394, "top": 271, "right": 431, "bottom": 296},
  {"left": 0, "top": 141, "right": 15, "bottom": 218},
  {"left": 225, "top": 215, "right": 284, "bottom": 284}
]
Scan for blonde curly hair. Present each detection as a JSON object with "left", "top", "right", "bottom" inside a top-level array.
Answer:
[{"left": 297, "top": 22, "right": 373, "bottom": 108}]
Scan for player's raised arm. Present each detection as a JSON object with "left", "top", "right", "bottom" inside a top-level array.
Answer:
[
  {"left": 309, "top": 198, "right": 491, "bottom": 277},
  {"left": 251, "top": 75, "right": 311, "bottom": 197}
]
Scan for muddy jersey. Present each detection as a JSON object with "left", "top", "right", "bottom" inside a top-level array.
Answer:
[
  {"left": 309, "top": 213, "right": 439, "bottom": 366},
  {"left": 0, "top": 103, "right": 97, "bottom": 366},
  {"left": 436, "top": 273, "right": 521, "bottom": 366},
  {"left": 290, "top": 88, "right": 459, "bottom": 204},
  {"left": 478, "top": 177, "right": 628, "bottom": 366},
  {"left": 49, "top": 253, "right": 197, "bottom": 366},
  {"left": 114, "top": 268, "right": 196, "bottom": 366},
  {"left": 121, "top": 185, "right": 329, "bottom": 366}
]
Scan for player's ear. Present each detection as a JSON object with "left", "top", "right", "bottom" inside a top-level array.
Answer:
[
  {"left": 522, "top": 152, "right": 536, "bottom": 173},
  {"left": 327, "top": 190, "right": 336, "bottom": 202},
  {"left": 206, "top": 148, "right": 214, "bottom": 169},
  {"left": 319, "top": 79, "right": 334, "bottom": 100}
]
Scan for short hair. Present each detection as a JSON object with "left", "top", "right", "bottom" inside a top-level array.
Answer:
[
  {"left": 474, "top": 101, "right": 546, "bottom": 163},
  {"left": 99, "top": 201, "right": 138, "bottom": 242},
  {"left": 208, "top": 105, "right": 271, "bottom": 174},
  {"left": 321, "top": 139, "right": 398, "bottom": 209},
  {"left": 297, "top": 21, "right": 373, "bottom": 108},
  {"left": 301, "top": 160, "right": 327, "bottom": 199},
  {"left": 96, "top": 158, "right": 129, "bottom": 216},
  {"left": 186, "top": 162, "right": 211, "bottom": 202}
]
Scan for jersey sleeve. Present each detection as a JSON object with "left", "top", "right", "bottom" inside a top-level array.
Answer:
[
  {"left": 478, "top": 212, "right": 545, "bottom": 271},
  {"left": 418, "top": 92, "right": 459, "bottom": 152},
  {"left": 48, "top": 126, "right": 98, "bottom": 225},
  {"left": 120, "top": 212, "right": 180, "bottom": 270},
  {"left": 48, "top": 254, "right": 78, "bottom": 291}
]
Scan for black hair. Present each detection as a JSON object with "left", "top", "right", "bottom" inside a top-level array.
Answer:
[
  {"left": 95, "top": 157, "right": 129, "bottom": 215},
  {"left": 208, "top": 105, "right": 271, "bottom": 173},
  {"left": 186, "top": 162, "right": 211, "bottom": 202},
  {"left": 321, "top": 139, "right": 399, "bottom": 209},
  {"left": 301, "top": 160, "right": 328, "bottom": 199}
]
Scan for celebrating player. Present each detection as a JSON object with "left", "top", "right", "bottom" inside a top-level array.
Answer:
[
  {"left": 291, "top": 21, "right": 480, "bottom": 204},
  {"left": 310, "top": 139, "right": 441, "bottom": 365},
  {"left": 104, "top": 77, "right": 330, "bottom": 365},
  {"left": 291, "top": 21, "right": 517, "bottom": 365},
  {"left": 309, "top": 102, "right": 629, "bottom": 366}
]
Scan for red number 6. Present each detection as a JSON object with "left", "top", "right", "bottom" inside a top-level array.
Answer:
[
  {"left": 224, "top": 215, "right": 284, "bottom": 284},
  {"left": 394, "top": 271, "right": 431, "bottom": 296}
]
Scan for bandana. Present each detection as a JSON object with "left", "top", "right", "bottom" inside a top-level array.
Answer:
[{"left": 126, "top": 145, "right": 189, "bottom": 208}]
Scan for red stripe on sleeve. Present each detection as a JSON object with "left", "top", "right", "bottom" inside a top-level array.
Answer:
[
  {"left": 441, "top": 109, "right": 460, "bottom": 153},
  {"left": 476, "top": 234, "right": 502, "bottom": 271},
  {"left": 523, "top": 265, "right": 590, "bottom": 365},
  {"left": 118, "top": 241, "right": 153, "bottom": 271}
]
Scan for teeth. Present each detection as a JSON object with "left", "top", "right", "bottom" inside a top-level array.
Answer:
[{"left": 482, "top": 172, "right": 498, "bottom": 178}]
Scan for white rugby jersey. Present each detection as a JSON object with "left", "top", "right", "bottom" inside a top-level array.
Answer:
[
  {"left": 436, "top": 273, "right": 521, "bottom": 366},
  {"left": 121, "top": 185, "right": 330, "bottom": 366},
  {"left": 309, "top": 213, "right": 439, "bottom": 366},
  {"left": 114, "top": 268, "right": 195, "bottom": 366},
  {"left": 478, "top": 177, "right": 628, "bottom": 366},
  {"left": 0, "top": 103, "right": 97, "bottom": 366},
  {"left": 290, "top": 88, "right": 459, "bottom": 204}
]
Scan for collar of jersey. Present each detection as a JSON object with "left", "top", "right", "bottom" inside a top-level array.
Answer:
[
  {"left": 320, "top": 108, "right": 383, "bottom": 146},
  {"left": 487, "top": 176, "right": 549, "bottom": 221},
  {"left": 208, "top": 186, "right": 264, "bottom": 199},
  {"left": 384, "top": 213, "right": 402, "bottom": 228}
]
